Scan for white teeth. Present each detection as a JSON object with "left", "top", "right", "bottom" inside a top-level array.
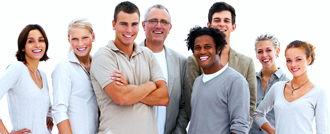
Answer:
[
  {"left": 154, "top": 31, "right": 163, "bottom": 34},
  {"left": 220, "top": 30, "right": 226, "bottom": 32},
  {"left": 200, "top": 56, "right": 209, "bottom": 61},
  {"left": 78, "top": 48, "right": 86, "bottom": 51},
  {"left": 263, "top": 59, "right": 270, "bottom": 62},
  {"left": 33, "top": 50, "right": 41, "bottom": 52},
  {"left": 124, "top": 35, "right": 132, "bottom": 37}
]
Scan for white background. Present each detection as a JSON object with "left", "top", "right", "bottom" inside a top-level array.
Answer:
[{"left": 0, "top": 0, "right": 329, "bottom": 133}]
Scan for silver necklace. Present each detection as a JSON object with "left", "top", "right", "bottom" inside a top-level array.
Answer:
[
  {"left": 26, "top": 63, "right": 39, "bottom": 83},
  {"left": 262, "top": 77, "right": 269, "bottom": 85},
  {"left": 290, "top": 79, "right": 309, "bottom": 95}
]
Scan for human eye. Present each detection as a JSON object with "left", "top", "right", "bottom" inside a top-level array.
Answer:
[
  {"left": 213, "top": 19, "right": 220, "bottom": 23},
  {"left": 83, "top": 36, "right": 89, "bottom": 39},
  {"left": 194, "top": 46, "right": 201, "bottom": 51},
  {"left": 266, "top": 49, "right": 272, "bottom": 52},
  {"left": 132, "top": 22, "right": 139, "bottom": 26},
  {"left": 257, "top": 50, "right": 262, "bottom": 54},
  {"left": 39, "top": 39, "right": 44, "bottom": 42},
  {"left": 296, "top": 58, "right": 302, "bottom": 62},
  {"left": 120, "top": 22, "right": 127, "bottom": 26},
  {"left": 286, "top": 59, "right": 291, "bottom": 63},
  {"left": 28, "top": 40, "right": 34, "bottom": 43},
  {"left": 160, "top": 20, "right": 169, "bottom": 25},
  {"left": 71, "top": 38, "right": 78, "bottom": 41}
]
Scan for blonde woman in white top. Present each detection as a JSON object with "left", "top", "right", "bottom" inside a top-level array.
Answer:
[
  {"left": 52, "top": 18, "right": 98, "bottom": 134},
  {"left": 0, "top": 24, "right": 53, "bottom": 134}
]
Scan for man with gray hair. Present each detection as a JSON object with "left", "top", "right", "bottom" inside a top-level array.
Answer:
[{"left": 140, "top": 4, "right": 189, "bottom": 134}]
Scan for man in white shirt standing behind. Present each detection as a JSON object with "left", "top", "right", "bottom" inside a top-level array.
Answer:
[{"left": 140, "top": 4, "right": 189, "bottom": 134}]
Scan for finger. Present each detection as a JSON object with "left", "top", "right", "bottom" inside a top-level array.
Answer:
[{"left": 116, "top": 82, "right": 124, "bottom": 86}]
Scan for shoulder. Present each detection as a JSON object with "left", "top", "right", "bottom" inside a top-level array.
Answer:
[
  {"left": 6, "top": 61, "right": 26, "bottom": 71},
  {"left": 165, "top": 46, "right": 186, "bottom": 59},
  {"left": 225, "top": 67, "right": 246, "bottom": 79},
  {"left": 231, "top": 48, "right": 253, "bottom": 62}
]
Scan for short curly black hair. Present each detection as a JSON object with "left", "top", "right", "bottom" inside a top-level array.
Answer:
[{"left": 185, "top": 26, "right": 227, "bottom": 55}]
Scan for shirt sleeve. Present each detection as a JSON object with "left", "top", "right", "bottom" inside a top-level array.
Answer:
[
  {"left": 253, "top": 82, "right": 277, "bottom": 128},
  {"left": 51, "top": 61, "right": 72, "bottom": 124},
  {"left": 91, "top": 50, "right": 118, "bottom": 89},
  {"left": 315, "top": 88, "right": 329, "bottom": 134},
  {"left": 183, "top": 55, "right": 203, "bottom": 119},
  {"left": 228, "top": 77, "right": 250, "bottom": 134},
  {"left": 246, "top": 58, "right": 257, "bottom": 126},
  {"left": 0, "top": 62, "right": 22, "bottom": 119}
]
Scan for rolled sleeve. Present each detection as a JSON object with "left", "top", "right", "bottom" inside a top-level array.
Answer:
[{"left": 51, "top": 61, "right": 72, "bottom": 124}]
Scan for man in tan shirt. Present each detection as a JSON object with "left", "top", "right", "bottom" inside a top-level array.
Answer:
[{"left": 90, "top": 1, "right": 169, "bottom": 134}]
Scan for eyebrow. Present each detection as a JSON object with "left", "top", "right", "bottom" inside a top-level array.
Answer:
[{"left": 27, "top": 36, "right": 44, "bottom": 40}]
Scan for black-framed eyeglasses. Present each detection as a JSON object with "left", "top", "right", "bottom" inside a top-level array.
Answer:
[{"left": 144, "top": 19, "right": 171, "bottom": 26}]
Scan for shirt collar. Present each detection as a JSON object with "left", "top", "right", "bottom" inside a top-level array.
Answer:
[
  {"left": 108, "top": 40, "right": 141, "bottom": 57},
  {"left": 257, "top": 67, "right": 285, "bottom": 79}
]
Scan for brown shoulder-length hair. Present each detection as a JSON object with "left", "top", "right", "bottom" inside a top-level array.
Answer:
[{"left": 16, "top": 24, "right": 49, "bottom": 62}]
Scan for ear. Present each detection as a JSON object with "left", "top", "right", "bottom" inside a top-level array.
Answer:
[
  {"left": 307, "top": 56, "right": 312, "bottom": 65},
  {"left": 275, "top": 48, "right": 280, "bottom": 58},
  {"left": 142, "top": 21, "right": 146, "bottom": 31},
  {"left": 68, "top": 37, "right": 71, "bottom": 43},
  {"left": 207, "top": 22, "right": 211, "bottom": 27},
  {"left": 112, "top": 20, "right": 116, "bottom": 30},
  {"left": 92, "top": 32, "right": 95, "bottom": 42},
  {"left": 231, "top": 23, "right": 237, "bottom": 32},
  {"left": 168, "top": 24, "right": 172, "bottom": 34}
]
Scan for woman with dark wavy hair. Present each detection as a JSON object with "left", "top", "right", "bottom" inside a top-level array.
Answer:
[{"left": 0, "top": 24, "right": 53, "bottom": 134}]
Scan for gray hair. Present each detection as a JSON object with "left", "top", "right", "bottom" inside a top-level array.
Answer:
[
  {"left": 144, "top": 4, "right": 171, "bottom": 21},
  {"left": 254, "top": 33, "right": 280, "bottom": 51}
]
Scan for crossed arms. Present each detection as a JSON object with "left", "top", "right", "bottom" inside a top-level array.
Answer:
[{"left": 105, "top": 70, "right": 169, "bottom": 106}]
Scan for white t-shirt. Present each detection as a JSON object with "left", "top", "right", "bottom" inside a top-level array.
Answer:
[{"left": 153, "top": 49, "right": 168, "bottom": 134}]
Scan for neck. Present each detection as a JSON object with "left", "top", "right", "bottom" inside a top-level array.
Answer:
[
  {"left": 203, "top": 56, "right": 223, "bottom": 74},
  {"left": 77, "top": 55, "right": 90, "bottom": 65},
  {"left": 262, "top": 65, "right": 278, "bottom": 78},
  {"left": 24, "top": 58, "right": 39, "bottom": 72},
  {"left": 291, "top": 71, "right": 309, "bottom": 85},
  {"left": 145, "top": 39, "right": 164, "bottom": 53},
  {"left": 220, "top": 44, "right": 230, "bottom": 65},
  {"left": 113, "top": 40, "right": 134, "bottom": 58}
]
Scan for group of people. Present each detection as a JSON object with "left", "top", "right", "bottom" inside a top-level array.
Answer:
[{"left": 0, "top": 1, "right": 328, "bottom": 134}]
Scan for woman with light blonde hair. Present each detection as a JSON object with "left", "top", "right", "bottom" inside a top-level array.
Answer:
[
  {"left": 52, "top": 17, "right": 98, "bottom": 134},
  {"left": 249, "top": 34, "right": 290, "bottom": 134}
]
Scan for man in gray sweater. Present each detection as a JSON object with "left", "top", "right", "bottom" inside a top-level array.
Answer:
[{"left": 185, "top": 26, "right": 250, "bottom": 134}]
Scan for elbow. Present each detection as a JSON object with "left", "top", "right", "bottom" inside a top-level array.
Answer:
[{"left": 160, "top": 95, "right": 170, "bottom": 106}]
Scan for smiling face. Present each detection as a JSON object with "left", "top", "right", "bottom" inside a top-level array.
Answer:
[
  {"left": 113, "top": 11, "right": 139, "bottom": 47},
  {"left": 68, "top": 27, "right": 94, "bottom": 58},
  {"left": 285, "top": 47, "right": 312, "bottom": 77},
  {"left": 193, "top": 35, "right": 221, "bottom": 74},
  {"left": 24, "top": 29, "right": 46, "bottom": 62},
  {"left": 256, "top": 40, "right": 280, "bottom": 70},
  {"left": 142, "top": 8, "right": 172, "bottom": 45},
  {"left": 207, "top": 11, "right": 236, "bottom": 41}
]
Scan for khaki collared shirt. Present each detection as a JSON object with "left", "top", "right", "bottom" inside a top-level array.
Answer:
[{"left": 91, "top": 41, "right": 165, "bottom": 134}]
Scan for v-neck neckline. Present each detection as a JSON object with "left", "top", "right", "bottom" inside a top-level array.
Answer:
[
  {"left": 282, "top": 82, "right": 315, "bottom": 104},
  {"left": 24, "top": 63, "right": 43, "bottom": 90}
]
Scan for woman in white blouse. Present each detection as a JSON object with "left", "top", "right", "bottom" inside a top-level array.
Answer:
[
  {"left": 253, "top": 40, "right": 329, "bottom": 134},
  {"left": 0, "top": 24, "right": 53, "bottom": 134},
  {"left": 52, "top": 18, "right": 98, "bottom": 134}
]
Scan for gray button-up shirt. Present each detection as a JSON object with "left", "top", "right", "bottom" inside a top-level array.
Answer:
[{"left": 249, "top": 68, "right": 289, "bottom": 134}]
